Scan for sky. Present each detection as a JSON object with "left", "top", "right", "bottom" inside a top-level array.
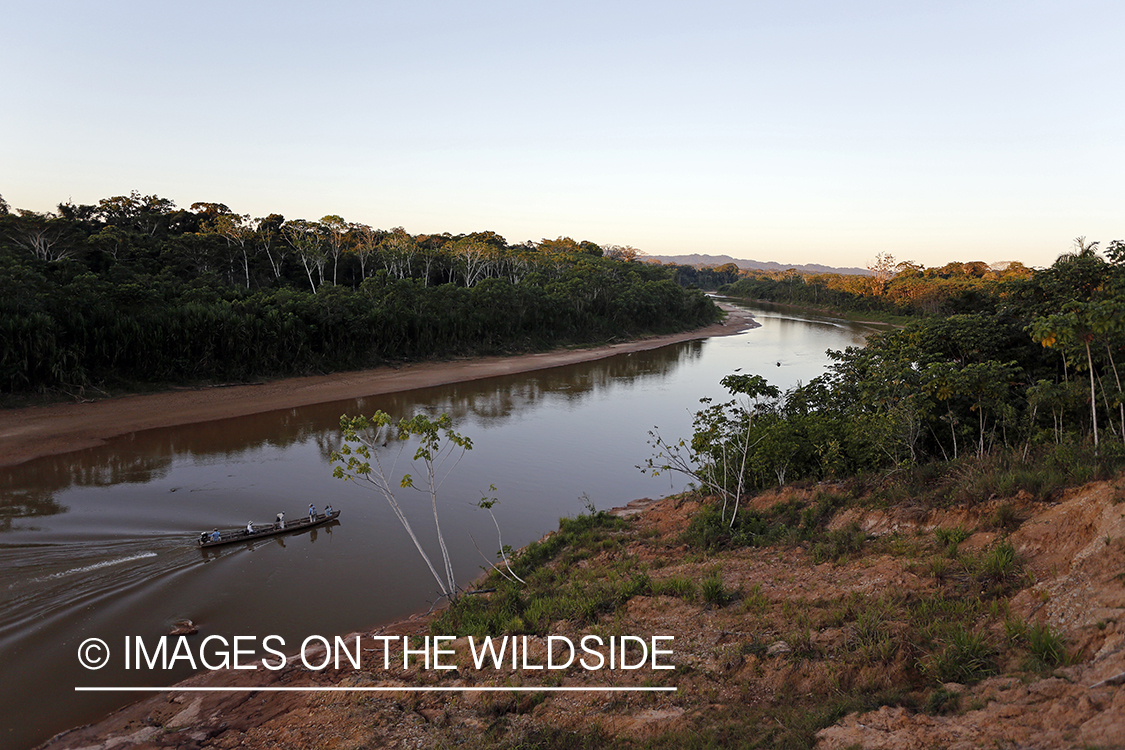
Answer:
[{"left": 2, "top": 0, "right": 1123, "bottom": 269}]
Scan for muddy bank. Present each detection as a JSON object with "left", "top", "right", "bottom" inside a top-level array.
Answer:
[{"left": 0, "top": 307, "right": 757, "bottom": 468}]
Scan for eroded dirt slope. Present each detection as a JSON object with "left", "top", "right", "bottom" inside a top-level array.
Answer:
[{"left": 40, "top": 478, "right": 1125, "bottom": 750}]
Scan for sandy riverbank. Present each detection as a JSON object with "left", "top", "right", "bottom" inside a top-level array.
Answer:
[{"left": 0, "top": 306, "right": 757, "bottom": 468}]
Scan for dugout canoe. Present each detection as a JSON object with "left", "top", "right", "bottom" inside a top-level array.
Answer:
[{"left": 197, "top": 510, "right": 341, "bottom": 547}]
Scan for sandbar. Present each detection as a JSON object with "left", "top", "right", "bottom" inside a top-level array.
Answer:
[{"left": 0, "top": 306, "right": 757, "bottom": 467}]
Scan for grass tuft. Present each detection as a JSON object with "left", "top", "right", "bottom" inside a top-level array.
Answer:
[
  {"left": 1025, "top": 622, "right": 1069, "bottom": 671},
  {"left": 934, "top": 526, "right": 971, "bottom": 556},
  {"left": 700, "top": 569, "right": 736, "bottom": 606},
  {"left": 922, "top": 626, "right": 997, "bottom": 684}
]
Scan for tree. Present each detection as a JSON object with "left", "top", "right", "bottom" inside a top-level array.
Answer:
[
  {"left": 6, "top": 211, "right": 75, "bottom": 262},
  {"left": 1026, "top": 379, "right": 1080, "bottom": 446},
  {"left": 87, "top": 224, "right": 132, "bottom": 262},
  {"left": 959, "top": 360, "right": 1020, "bottom": 457},
  {"left": 1068, "top": 236, "right": 1100, "bottom": 259},
  {"left": 255, "top": 214, "right": 287, "bottom": 281},
  {"left": 476, "top": 485, "right": 525, "bottom": 584},
  {"left": 868, "top": 252, "right": 896, "bottom": 295},
  {"left": 283, "top": 219, "right": 326, "bottom": 292},
  {"left": 643, "top": 374, "right": 780, "bottom": 525},
  {"left": 1090, "top": 296, "right": 1125, "bottom": 441},
  {"left": 190, "top": 201, "right": 233, "bottom": 222},
  {"left": 538, "top": 236, "right": 582, "bottom": 257},
  {"left": 894, "top": 260, "right": 925, "bottom": 279},
  {"left": 331, "top": 412, "right": 473, "bottom": 603},
  {"left": 206, "top": 211, "right": 254, "bottom": 289},
  {"left": 1106, "top": 240, "right": 1125, "bottom": 266},
  {"left": 960, "top": 261, "right": 993, "bottom": 279},
  {"left": 922, "top": 362, "right": 965, "bottom": 459},
  {"left": 500, "top": 243, "right": 534, "bottom": 284},
  {"left": 97, "top": 191, "right": 177, "bottom": 236},
  {"left": 56, "top": 201, "right": 97, "bottom": 222},
  {"left": 453, "top": 237, "right": 494, "bottom": 287},
  {"left": 381, "top": 227, "right": 417, "bottom": 279},
  {"left": 320, "top": 215, "right": 348, "bottom": 286},
  {"left": 351, "top": 223, "right": 379, "bottom": 280},
  {"left": 1030, "top": 304, "right": 1103, "bottom": 449},
  {"left": 603, "top": 244, "right": 639, "bottom": 262}
]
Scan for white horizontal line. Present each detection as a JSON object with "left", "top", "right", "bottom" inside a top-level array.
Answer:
[{"left": 76, "top": 686, "right": 676, "bottom": 693}]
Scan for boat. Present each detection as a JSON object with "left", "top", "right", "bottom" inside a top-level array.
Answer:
[{"left": 197, "top": 510, "right": 341, "bottom": 547}]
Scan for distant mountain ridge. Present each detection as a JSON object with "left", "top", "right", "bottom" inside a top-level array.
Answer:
[{"left": 643, "top": 253, "right": 872, "bottom": 276}]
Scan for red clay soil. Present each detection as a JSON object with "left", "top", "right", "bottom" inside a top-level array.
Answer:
[{"left": 35, "top": 479, "right": 1125, "bottom": 750}]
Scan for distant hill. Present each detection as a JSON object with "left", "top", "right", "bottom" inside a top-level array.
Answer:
[{"left": 642, "top": 253, "right": 872, "bottom": 276}]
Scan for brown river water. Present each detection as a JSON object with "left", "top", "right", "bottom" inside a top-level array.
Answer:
[{"left": 0, "top": 302, "right": 878, "bottom": 749}]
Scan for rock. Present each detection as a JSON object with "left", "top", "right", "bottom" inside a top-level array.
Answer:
[
  {"left": 169, "top": 619, "right": 198, "bottom": 636},
  {"left": 767, "top": 641, "right": 791, "bottom": 656},
  {"left": 811, "top": 628, "right": 846, "bottom": 651},
  {"left": 418, "top": 708, "right": 446, "bottom": 725}
]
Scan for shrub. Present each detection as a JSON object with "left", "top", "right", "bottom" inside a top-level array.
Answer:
[
  {"left": 985, "top": 502, "right": 1021, "bottom": 532},
  {"left": 923, "top": 626, "right": 997, "bottom": 684},
  {"left": 924, "top": 687, "right": 962, "bottom": 715},
  {"left": 934, "top": 526, "right": 970, "bottom": 555},
  {"left": 1026, "top": 622, "right": 1068, "bottom": 670},
  {"left": 681, "top": 493, "right": 852, "bottom": 553},
  {"left": 974, "top": 539, "right": 1023, "bottom": 595},
  {"left": 809, "top": 523, "right": 868, "bottom": 564},
  {"left": 701, "top": 570, "right": 735, "bottom": 606},
  {"left": 653, "top": 576, "right": 697, "bottom": 600}
]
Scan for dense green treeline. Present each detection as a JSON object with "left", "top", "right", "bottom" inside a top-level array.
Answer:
[
  {"left": 666, "top": 262, "right": 742, "bottom": 290},
  {"left": 0, "top": 192, "right": 718, "bottom": 395},
  {"left": 649, "top": 239, "right": 1125, "bottom": 505},
  {"left": 719, "top": 254, "right": 1035, "bottom": 317}
]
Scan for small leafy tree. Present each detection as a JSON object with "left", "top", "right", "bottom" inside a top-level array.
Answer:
[
  {"left": 331, "top": 412, "right": 472, "bottom": 602},
  {"left": 1031, "top": 304, "right": 1103, "bottom": 450},
  {"left": 959, "top": 360, "right": 1021, "bottom": 457},
  {"left": 642, "top": 374, "right": 779, "bottom": 526},
  {"left": 476, "top": 485, "right": 526, "bottom": 584}
]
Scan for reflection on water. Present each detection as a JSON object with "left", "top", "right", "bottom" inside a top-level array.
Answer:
[
  {"left": 0, "top": 340, "right": 704, "bottom": 525},
  {"left": 0, "top": 487, "right": 65, "bottom": 532},
  {"left": 0, "top": 303, "right": 874, "bottom": 750}
]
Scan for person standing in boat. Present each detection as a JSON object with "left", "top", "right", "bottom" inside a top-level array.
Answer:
[
  {"left": 275, "top": 512, "right": 285, "bottom": 529},
  {"left": 309, "top": 504, "right": 317, "bottom": 520},
  {"left": 246, "top": 520, "right": 254, "bottom": 535}
]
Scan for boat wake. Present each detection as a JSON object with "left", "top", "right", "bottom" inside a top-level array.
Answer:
[
  {"left": 30, "top": 551, "right": 159, "bottom": 583},
  {"left": 0, "top": 536, "right": 205, "bottom": 649}
]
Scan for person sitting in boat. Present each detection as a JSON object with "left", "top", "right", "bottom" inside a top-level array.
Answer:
[
  {"left": 324, "top": 504, "right": 333, "bottom": 516},
  {"left": 309, "top": 504, "right": 317, "bottom": 519},
  {"left": 210, "top": 529, "right": 221, "bottom": 542},
  {"left": 275, "top": 512, "right": 285, "bottom": 529}
]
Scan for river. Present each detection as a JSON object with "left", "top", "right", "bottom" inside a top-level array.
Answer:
[{"left": 0, "top": 301, "right": 879, "bottom": 750}]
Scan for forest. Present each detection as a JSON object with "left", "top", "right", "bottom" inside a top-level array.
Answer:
[
  {"left": 0, "top": 192, "right": 718, "bottom": 396},
  {"left": 718, "top": 252, "right": 1037, "bottom": 316},
  {"left": 6, "top": 188, "right": 1123, "bottom": 492},
  {"left": 648, "top": 238, "right": 1125, "bottom": 516}
]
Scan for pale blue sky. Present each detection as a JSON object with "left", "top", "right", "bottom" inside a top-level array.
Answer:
[{"left": 3, "top": 1, "right": 1122, "bottom": 268}]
